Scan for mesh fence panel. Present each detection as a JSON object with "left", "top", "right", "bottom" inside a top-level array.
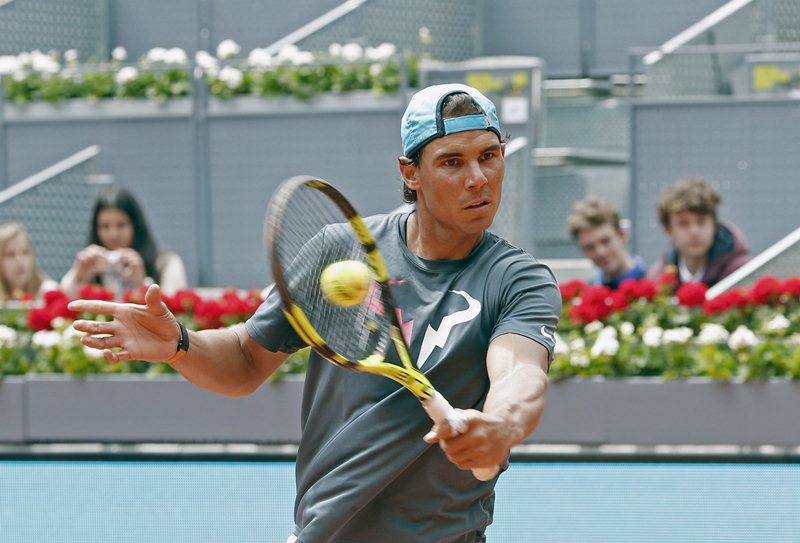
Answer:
[
  {"left": 0, "top": 149, "right": 100, "bottom": 280},
  {"left": 642, "top": 0, "right": 800, "bottom": 97},
  {"left": 490, "top": 141, "right": 526, "bottom": 248},
  {"left": 296, "top": 0, "right": 481, "bottom": 62},
  {"left": 0, "top": 0, "right": 108, "bottom": 58}
]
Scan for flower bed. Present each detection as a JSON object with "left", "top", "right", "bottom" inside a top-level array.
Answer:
[
  {"left": 0, "top": 285, "right": 265, "bottom": 378},
  {"left": 3, "top": 274, "right": 799, "bottom": 383},
  {"left": 0, "top": 37, "right": 425, "bottom": 105},
  {"left": 552, "top": 274, "right": 800, "bottom": 381}
]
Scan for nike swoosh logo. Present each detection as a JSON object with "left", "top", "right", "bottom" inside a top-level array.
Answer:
[
  {"left": 540, "top": 325, "right": 553, "bottom": 341},
  {"left": 417, "top": 290, "right": 481, "bottom": 369}
]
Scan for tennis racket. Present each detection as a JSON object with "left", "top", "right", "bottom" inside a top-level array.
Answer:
[{"left": 265, "top": 175, "right": 499, "bottom": 481}]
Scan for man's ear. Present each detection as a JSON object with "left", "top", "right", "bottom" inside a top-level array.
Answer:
[{"left": 398, "top": 157, "right": 420, "bottom": 191}]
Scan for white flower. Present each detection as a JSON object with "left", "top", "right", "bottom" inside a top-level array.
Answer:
[
  {"left": 216, "top": 39, "right": 241, "bottom": 59},
  {"left": 569, "top": 337, "right": 586, "bottom": 351},
  {"left": 145, "top": 47, "right": 168, "bottom": 64},
  {"left": 291, "top": 51, "right": 315, "bottom": 66},
  {"left": 570, "top": 350, "right": 590, "bottom": 368},
  {"left": 111, "top": 46, "right": 128, "bottom": 62},
  {"left": 341, "top": 43, "right": 363, "bottom": 62},
  {"left": 247, "top": 48, "right": 274, "bottom": 68},
  {"left": 32, "top": 330, "right": 61, "bottom": 349},
  {"left": 277, "top": 44, "right": 300, "bottom": 63},
  {"left": 369, "top": 63, "right": 383, "bottom": 77},
  {"left": 328, "top": 43, "right": 342, "bottom": 57},
  {"left": 662, "top": 327, "right": 694, "bottom": 344},
  {"left": 63, "top": 49, "right": 79, "bottom": 64},
  {"left": 0, "top": 325, "right": 18, "bottom": 347},
  {"left": 642, "top": 326, "right": 663, "bottom": 347},
  {"left": 115, "top": 66, "right": 139, "bottom": 85},
  {"left": 219, "top": 66, "right": 243, "bottom": 89},
  {"left": 16, "top": 52, "right": 32, "bottom": 67},
  {"left": 697, "top": 323, "right": 730, "bottom": 344},
  {"left": 366, "top": 42, "right": 396, "bottom": 61},
  {"left": 765, "top": 314, "right": 791, "bottom": 333},
  {"left": 584, "top": 320, "right": 603, "bottom": 334},
  {"left": 0, "top": 55, "right": 20, "bottom": 74},
  {"left": 728, "top": 325, "right": 759, "bottom": 350},
  {"left": 83, "top": 345, "right": 105, "bottom": 359},
  {"left": 61, "top": 324, "right": 86, "bottom": 343},
  {"left": 50, "top": 317, "right": 68, "bottom": 330},
  {"left": 619, "top": 322, "right": 635, "bottom": 337},
  {"left": 195, "top": 50, "right": 219, "bottom": 74},
  {"left": 553, "top": 332, "right": 570, "bottom": 355},
  {"left": 590, "top": 333, "right": 620, "bottom": 357},
  {"left": 164, "top": 47, "right": 188, "bottom": 66},
  {"left": 31, "top": 50, "right": 60, "bottom": 74},
  {"left": 419, "top": 26, "right": 432, "bottom": 45}
]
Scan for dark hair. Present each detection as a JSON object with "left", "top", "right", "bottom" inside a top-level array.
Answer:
[
  {"left": 88, "top": 186, "right": 161, "bottom": 282},
  {"left": 400, "top": 93, "right": 507, "bottom": 204}
]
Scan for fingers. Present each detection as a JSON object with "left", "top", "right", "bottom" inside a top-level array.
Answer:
[
  {"left": 72, "top": 319, "right": 116, "bottom": 335},
  {"left": 144, "top": 283, "right": 168, "bottom": 314},
  {"left": 81, "top": 333, "right": 125, "bottom": 351},
  {"left": 68, "top": 299, "right": 122, "bottom": 316}
]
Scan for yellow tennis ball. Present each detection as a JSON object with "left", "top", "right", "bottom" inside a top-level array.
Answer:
[{"left": 320, "top": 260, "right": 372, "bottom": 307}]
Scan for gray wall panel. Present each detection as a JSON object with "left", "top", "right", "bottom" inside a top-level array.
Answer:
[
  {"left": 109, "top": 0, "right": 343, "bottom": 60},
  {"left": 592, "top": 0, "right": 728, "bottom": 76},
  {"left": 109, "top": 0, "right": 198, "bottom": 60},
  {"left": 207, "top": 96, "right": 403, "bottom": 288},
  {"left": 483, "top": 0, "right": 582, "bottom": 77},
  {"left": 5, "top": 108, "right": 199, "bottom": 286},
  {"left": 631, "top": 98, "right": 800, "bottom": 266}
]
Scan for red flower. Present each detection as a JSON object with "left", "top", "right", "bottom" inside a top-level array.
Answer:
[
  {"left": 168, "top": 289, "right": 204, "bottom": 315},
  {"left": 749, "top": 275, "right": 782, "bottom": 305},
  {"left": 194, "top": 299, "right": 224, "bottom": 329},
  {"left": 608, "top": 290, "right": 629, "bottom": 312},
  {"left": 782, "top": 277, "right": 800, "bottom": 297},
  {"left": 122, "top": 287, "right": 148, "bottom": 304},
  {"left": 78, "top": 284, "right": 114, "bottom": 301},
  {"left": 26, "top": 306, "right": 54, "bottom": 331},
  {"left": 42, "top": 289, "right": 77, "bottom": 320},
  {"left": 618, "top": 278, "right": 657, "bottom": 301},
  {"left": 676, "top": 282, "right": 708, "bottom": 307},
  {"left": 559, "top": 279, "right": 586, "bottom": 303}
]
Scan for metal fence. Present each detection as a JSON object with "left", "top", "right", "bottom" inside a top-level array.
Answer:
[
  {"left": 0, "top": 146, "right": 101, "bottom": 280},
  {"left": 635, "top": 0, "right": 800, "bottom": 98},
  {"left": 0, "top": 0, "right": 109, "bottom": 59}
]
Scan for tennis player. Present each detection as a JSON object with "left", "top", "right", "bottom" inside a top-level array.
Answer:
[{"left": 70, "top": 83, "right": 561, "bottom": 543}]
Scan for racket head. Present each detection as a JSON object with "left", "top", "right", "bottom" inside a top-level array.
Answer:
[{"left": 266, "top": 176, "right": 430, "bottom": 393}]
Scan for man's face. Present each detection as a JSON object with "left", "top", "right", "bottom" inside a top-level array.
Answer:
[
  {"left": 665, "top": 211, "right": 716, "bottom": 260},
  {"left": 401, "top": 129, "right": 505, "bottom": 237},
  {"left": 576, "top": 223, "right": 629, "bottom": 278}
]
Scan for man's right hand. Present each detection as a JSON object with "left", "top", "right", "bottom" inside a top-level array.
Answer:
[{"left": 68, "top": 283, "right": 181, "bottom": 364}]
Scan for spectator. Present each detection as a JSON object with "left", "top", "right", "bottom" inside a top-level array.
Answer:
[
  {"left": 647, "top": 176, "right": 750, "bottom": 287},
  {"left": 0, "top": 223, "right": 58, "bottom": 301},
  {"left": 566, "top": 196, "right": 646, "bottom": 289},
  {"left": 60, "top": 186, "right": 187, "bottom": 298}
]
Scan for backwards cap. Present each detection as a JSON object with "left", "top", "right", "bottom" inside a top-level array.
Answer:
[{"left": 400, "top": 83, "right": 502, "bottom": 157}]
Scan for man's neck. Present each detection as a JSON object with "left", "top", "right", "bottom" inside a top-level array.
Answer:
[
  {"left": 681, "top": 254, "right": 707, "bottom": 275},
  {"left": 607, "top": 255, "right": 637, "bottom": 280},
  {"left": 405, "top": 212, "right": 482, "bottom": 260}
]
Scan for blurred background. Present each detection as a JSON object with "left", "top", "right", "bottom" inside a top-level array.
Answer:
[{"left": 2, "top": 1, "right": 800, "bottom": 541}]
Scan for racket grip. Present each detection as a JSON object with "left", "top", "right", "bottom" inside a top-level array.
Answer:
[{"left": 422, "top": 391, "right": 500, "bottom": 482}]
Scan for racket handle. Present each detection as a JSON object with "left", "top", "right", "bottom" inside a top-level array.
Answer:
[{"left": 422, "top": 391, "right": 500, "bottom": 482}]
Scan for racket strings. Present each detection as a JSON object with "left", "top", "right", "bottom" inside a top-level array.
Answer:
[{"left": 271, "top": 184, "right": 390, "bottom": 362}]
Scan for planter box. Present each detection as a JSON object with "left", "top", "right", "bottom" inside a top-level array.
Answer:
[
  {"left": 3, "top": 97, "right": 193, "bottom": 122},
  {"left": 23, "top": 375, "right": 303, "bottom": 443},
  {"left": 4, "top": 375, "right": 800, "bottom": 445},
  {"left": 534, "top": 378, "right": 800, "bottom": 446},
  {"left": 0, "top": 377, "right": 24, "bottom": 442}
]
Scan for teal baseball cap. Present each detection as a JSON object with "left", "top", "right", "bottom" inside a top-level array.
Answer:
[{"left": 401, "top": 83, "right": 502, "bottom": 157}]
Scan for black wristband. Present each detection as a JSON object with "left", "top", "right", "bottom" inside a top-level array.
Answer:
[{"left": 165, "top": 320, "right": 189, "bottom": 364}]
